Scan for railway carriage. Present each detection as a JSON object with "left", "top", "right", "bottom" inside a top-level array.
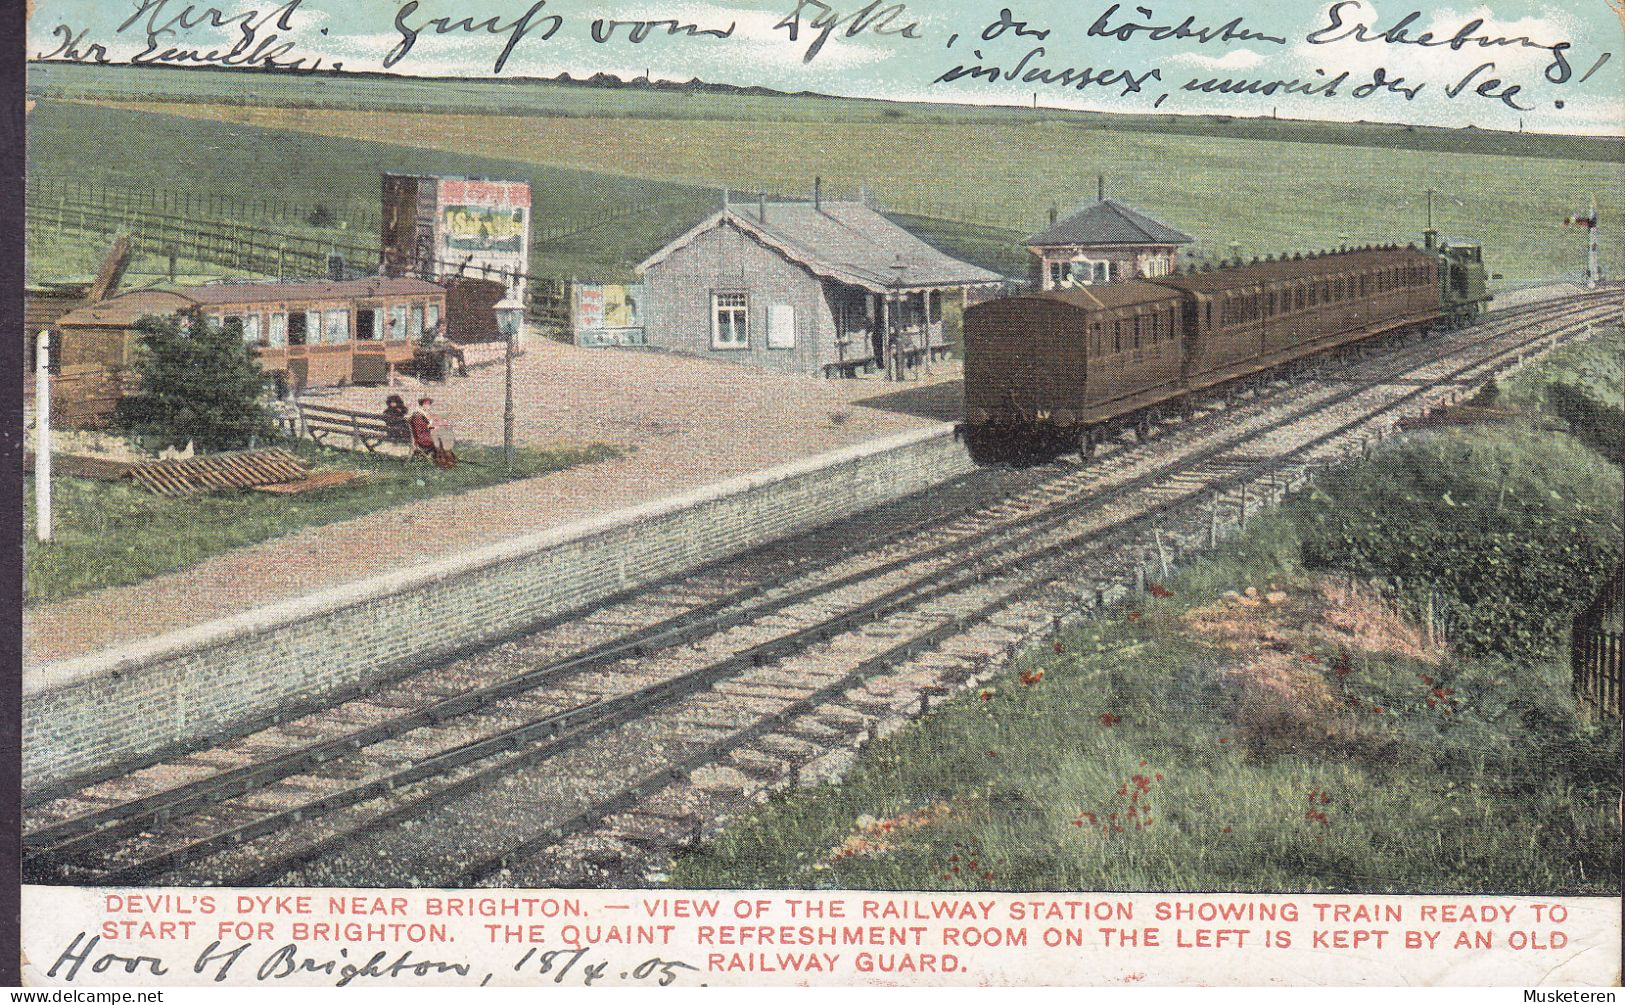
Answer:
[
  {"left": 963, "top": 242, "right": 1453, "bottom": 460},
  {"left": 962, "top": 281, "right": 1185, "bottom": 454}
]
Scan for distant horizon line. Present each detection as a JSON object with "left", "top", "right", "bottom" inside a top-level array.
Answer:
[{"left": 25, "top": 58, "right": 1625, "bottom": 142}]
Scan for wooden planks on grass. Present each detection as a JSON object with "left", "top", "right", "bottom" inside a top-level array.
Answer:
[{"left": 125, "top": 447, "right": 311, "bottom": 497}]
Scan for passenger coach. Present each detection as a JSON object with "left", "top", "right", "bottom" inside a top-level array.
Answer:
[{"left": 963, "top": 244, "right": 1442, "bottom": 457}]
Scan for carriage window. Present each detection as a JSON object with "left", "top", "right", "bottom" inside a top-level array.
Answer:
[{"left": 324, "top": 309, "right": 351, "bottom": 344}]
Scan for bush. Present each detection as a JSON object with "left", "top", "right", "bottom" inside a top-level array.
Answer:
[
  {"left": 1292, "top": 428, "right": 1623, "bottom": 660},
  {"left": 113, "top": 310, "right": 278, "bottom": 453},
  {"left": 1545, "top": 381, "right": 1624, "bottom": 464}
]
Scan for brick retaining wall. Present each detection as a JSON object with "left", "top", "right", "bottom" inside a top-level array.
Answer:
[{"left": 22, "top": 424, "right": 977, "bottom": 793}]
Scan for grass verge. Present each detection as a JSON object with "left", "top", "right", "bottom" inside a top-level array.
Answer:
[
  {"left": 669, "top": 336, "right": 1622, "bottom": 895},
  {"left": 24, "top": 441, "right": 620, "bottom": 605}
]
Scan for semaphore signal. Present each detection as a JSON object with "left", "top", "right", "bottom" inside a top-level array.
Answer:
[{"left": 1563, "top": 196, "right": 1601, "bottom": 288}]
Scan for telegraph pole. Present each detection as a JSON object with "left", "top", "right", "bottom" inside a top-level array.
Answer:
[{"left": 35, "top": 331, "right": 52, "bottom": 543}]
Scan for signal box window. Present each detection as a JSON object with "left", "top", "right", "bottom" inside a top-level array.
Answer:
[{"left": 712, "top": 292, "right": 749, "bottom": 349}]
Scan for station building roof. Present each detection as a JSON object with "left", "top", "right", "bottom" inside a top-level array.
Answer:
[{"left": 639, "top": 201, "right": 1004, "bottom": 294}]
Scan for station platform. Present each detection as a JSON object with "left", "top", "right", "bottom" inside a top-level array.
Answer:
[{"left": 23, "top": 340, "right": 964, "bottom": 667}]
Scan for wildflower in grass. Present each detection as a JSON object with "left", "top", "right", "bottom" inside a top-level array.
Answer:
[
  {"left": 979, "top": 688, "right": 996, "bottom": 701},
  {"left": 1019, "top": 668, "right": 1046, "bottom": 687},
  {"left": 1304, "top": 789, "right": 1333, "bottom": 834},
  {"left": 1053, "top": 640, "right": 1065, "bottom": 653},
  {"left": 1100, "top": 712, "right": 1121, "bottom": 726},
  {"left": 1221, "top": 826, "right": 1232, "bottom": 833},
  {"left": 1149, "top": 583, "right": 1174, "bottom": 598},
  {"left": 1372, "top": 705, "right": 1385, "bottom": 714},
  {"left": 1218, "top": 737, "right": 1230, "bottom": 745},
  {"left": 1128, "top": 612, "right": 1143, "bottom": 622}
]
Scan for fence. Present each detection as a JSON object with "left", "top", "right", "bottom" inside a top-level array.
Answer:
[
  {"left": 1571, "top": 564, "right": 1623, "bottom": 718},
  {"left": 29, "top": 176, "right": 383, "bottom": 237},
  {"left": 27, "top": 177, "right": 699, "bottom": 249}
]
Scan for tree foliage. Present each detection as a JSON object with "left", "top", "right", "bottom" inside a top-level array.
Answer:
[{"left": 114, "top": 310, "right": 278, "bottom": 453}]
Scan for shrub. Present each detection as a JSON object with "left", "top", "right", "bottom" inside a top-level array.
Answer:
[
  {"left": 113, "top": 310, "right": 278, "bottom": 453},
  {"left": 1292, "top": 428, "right": 1623, "bottom": 661},
  {"left": 1545, "top": 381, "right": 1624, "bottom": 464}
]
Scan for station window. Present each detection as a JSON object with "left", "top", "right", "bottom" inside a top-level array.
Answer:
[
  {"left": 712, "top": 292, "right": 748, "bottom": 349},
  {"left": 286, "top": 312, "right": 308, "bottom": 347},
  {"left": 356, "top": 308, "right": 378, "bottom": 341},
  {"left": 268, "top": 313, "right": 288, "bottom": 348},
  {"left": 409, "top": 305, "right": 424, "bottom": 343},
  {"left": 390, "top": 305, "right": 408, "bottom": 341},
  {"left": 1090, "top": 323, "right": 1101, "bottom": 355},
  {"left": 1112, "top": 320, "right": 1122, "bottom": 353},
  {"left": 222, "top": 315, "right": 245, "bottom": 340},
  {"left": 426, "top": 303, "right": 442, "bottom": 337},
  {"left": 243, "top": 313, "right": 262, "bottom": 346}
]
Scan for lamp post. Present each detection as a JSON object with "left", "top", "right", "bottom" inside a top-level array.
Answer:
[{"left": 494, "top": 295, "right": 526, "bottom": 475}]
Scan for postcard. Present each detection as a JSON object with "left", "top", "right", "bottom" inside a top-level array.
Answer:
[{"left": 14, "top": 0, "right": 1624, "bottom": 988}]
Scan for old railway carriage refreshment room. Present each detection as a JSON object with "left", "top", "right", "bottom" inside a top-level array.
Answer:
[{"left": 53, "top": 277, "right": 448, "bottom": 394}]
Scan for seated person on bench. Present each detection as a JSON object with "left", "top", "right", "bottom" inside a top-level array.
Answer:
[
  {"left": 382, "top": 394, "right": 411, "bottom": 443},
  {"left": 409, "top": 397, "right": 457, "bottom": 469}
]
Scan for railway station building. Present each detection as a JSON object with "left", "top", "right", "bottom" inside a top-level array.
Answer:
[
  {"left": 1028, "top": 188, "right": 1193, "bottom": 292},
  {"left": 637, "top": 197, "right": 1002, "bottom": 377}
]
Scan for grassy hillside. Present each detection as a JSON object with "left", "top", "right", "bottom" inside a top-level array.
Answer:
[
  {"left": 31, "top": 62, "right": 1625, "bottom": 163},
  {"left": 26, "top": 101, "right": 719, "bottom": 283},
  {"left": 38, "top": 92, "right": 1624, "bottom": 290}
]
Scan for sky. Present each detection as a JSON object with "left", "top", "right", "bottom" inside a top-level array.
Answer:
[{"left": 27, "top": 0, "right": 1625, "bottom": 135}]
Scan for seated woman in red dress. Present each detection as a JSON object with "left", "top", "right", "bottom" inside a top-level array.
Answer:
[{"left": 409, "top": 397, "right": 456, "bottom": 468}]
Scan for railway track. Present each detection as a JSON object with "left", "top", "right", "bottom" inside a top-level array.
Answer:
[{"left": 22, "top": 291, "right": 1618, "bottom": 888}]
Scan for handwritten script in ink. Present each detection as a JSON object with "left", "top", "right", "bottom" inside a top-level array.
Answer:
[{"left": 30, "top": 0, "right": 1618, "bottom": 122}]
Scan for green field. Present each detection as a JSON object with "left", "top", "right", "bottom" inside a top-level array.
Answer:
[
  {"left": 26, "top": 67, "right": 1625, "bottom": 290},
  {"left": 32, "top": 62, "right": 1625, "bottom": 162}
]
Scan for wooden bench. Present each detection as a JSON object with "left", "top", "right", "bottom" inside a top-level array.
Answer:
[{"left": 290, "top": 402, "right": 411, "bottom": 455}]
